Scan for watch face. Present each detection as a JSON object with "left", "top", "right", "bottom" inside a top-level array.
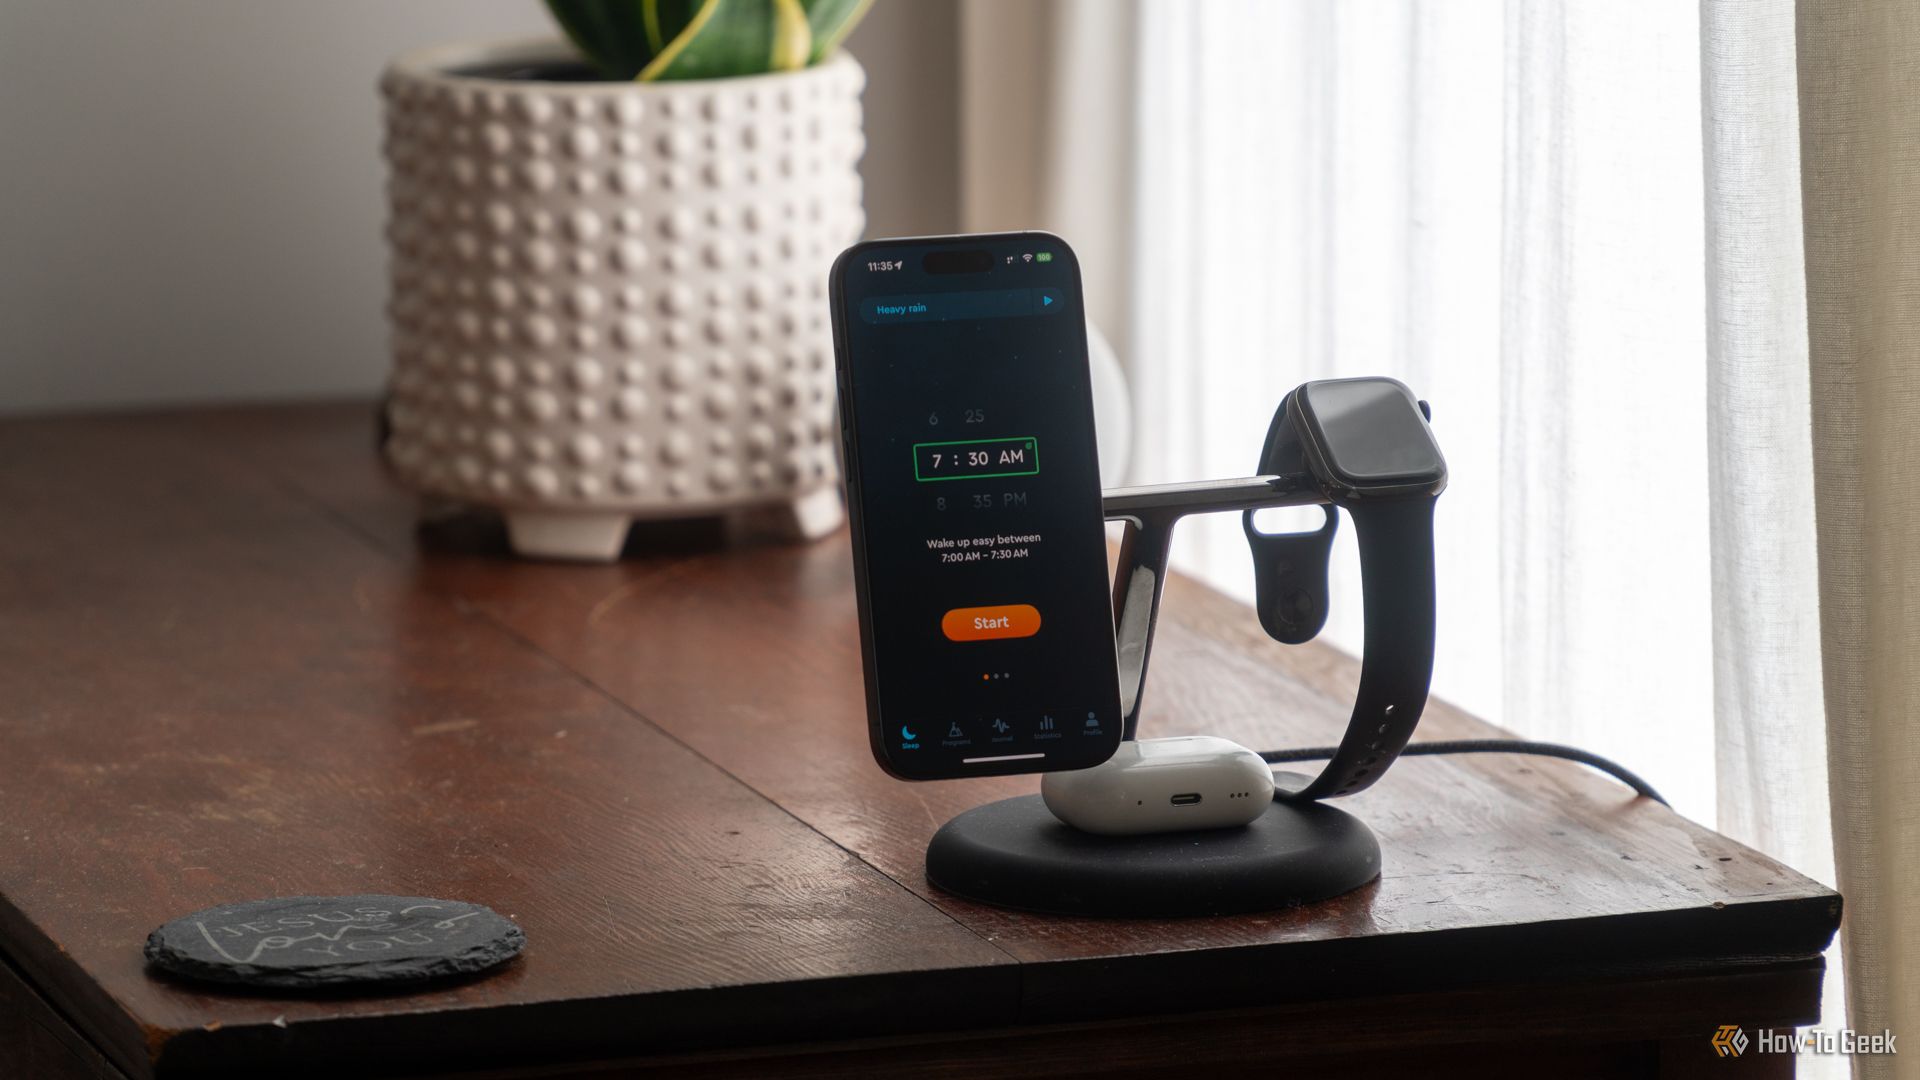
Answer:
[{"left": 1298, "top": 378, "right": 1446, "bottom": 490}]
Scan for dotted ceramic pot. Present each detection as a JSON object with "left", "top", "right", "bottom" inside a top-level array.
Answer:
[{"left": 379, "top": 39, "right": 863, "bottom": 560}]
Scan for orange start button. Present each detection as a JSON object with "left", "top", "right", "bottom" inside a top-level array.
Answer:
[{"left": 942, "top": 604, "right": 1042, "bottom": 642}]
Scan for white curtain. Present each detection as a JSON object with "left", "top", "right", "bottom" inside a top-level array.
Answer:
[
  {"left": 1131, "top": 0, "right": 1732, "bottom": 820},
  {"left": 1796, "top": 0, "right": 1920, "bottom": 1070},
  {"left": 1123, "top": 0, "right": 1841, "bottom": 1066},
  {"left": 1699, "top": 0, "right": 1832, "bottom": 950}
]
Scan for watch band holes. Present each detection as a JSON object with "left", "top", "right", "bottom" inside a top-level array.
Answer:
[
  {"left": 1377, "top": 724, "right": 1389, "bottom": 734},
  {"left": 1383, "top": 703, "right": 1397, "bottom": 716}
]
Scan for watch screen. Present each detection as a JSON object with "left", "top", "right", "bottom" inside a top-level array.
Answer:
[
  {"left": 1299, "top": 378, "right": 1446, "bottom": 485},
  {"left": 834, "top": 236, "right": 1123, "bottom": 780}
]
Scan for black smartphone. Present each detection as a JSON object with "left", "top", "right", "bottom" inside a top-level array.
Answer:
[{"left": 829, "top": 232, "right": 1124, "bottom": 781}]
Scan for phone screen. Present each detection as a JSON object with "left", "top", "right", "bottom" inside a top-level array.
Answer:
[{"left": 831, "top": 234, "right": 1123, "bottom": 780}]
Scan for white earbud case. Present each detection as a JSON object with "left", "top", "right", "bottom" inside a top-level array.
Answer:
[{"left": 1041, "top": 736, "right": 1276, "bottom": 836}]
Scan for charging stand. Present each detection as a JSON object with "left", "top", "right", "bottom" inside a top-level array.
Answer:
[{"left": 925, "top": 476, "right": 1383, "bottom": 917}]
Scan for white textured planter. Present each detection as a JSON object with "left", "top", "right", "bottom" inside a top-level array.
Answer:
[{"left": 379, "top": 39, "right": 864, "bottom": 560}]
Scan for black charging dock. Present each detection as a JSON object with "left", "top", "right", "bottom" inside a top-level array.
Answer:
[
  {"left": 927, "top": 793, "right": 1378, "bottom": 917},
  {"left": 925, "top": 476, "right": 1385, "bottom": 917}
]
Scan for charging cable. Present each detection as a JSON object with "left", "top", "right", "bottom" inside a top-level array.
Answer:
[{"left": 1260, "top": 739, "right": 1669, "bottom": 807}]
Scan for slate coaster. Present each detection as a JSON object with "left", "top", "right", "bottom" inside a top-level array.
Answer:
[{"left": 144, "top": 895, "right": 524, "bottom": 990}]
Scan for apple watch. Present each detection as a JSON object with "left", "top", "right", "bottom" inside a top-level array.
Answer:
[{"left": 1242, "top": 377, "right": 1446, "bottom": 802}]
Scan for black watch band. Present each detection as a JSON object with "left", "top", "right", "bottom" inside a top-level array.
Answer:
[{"left": 1272, "top": 495, "right": 1437, "bottom": 802}]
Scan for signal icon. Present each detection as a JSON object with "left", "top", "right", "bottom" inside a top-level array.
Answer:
[{"left": 1023, "top": 253, "right": 1034, "bottom": 263}]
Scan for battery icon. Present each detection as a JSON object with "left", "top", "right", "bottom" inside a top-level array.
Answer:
[{"left": 1035, "top": 252, "right": 1053, "bottom": 263}]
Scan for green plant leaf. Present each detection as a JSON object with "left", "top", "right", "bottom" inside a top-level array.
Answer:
[
  {"left": 545, "top": 0, "right": 657, "bottom": 79},
  {"left": 640, "top": 0, "right": 704, "bottom": 55},
  {"left": 800, "top": 0, "right": 874, "bottom": 61},
  {"left": 639, "top": 0, "right": 803, "bottom": 81},
  {"left": 770, "top": 0, "right": 814, "bottom": 72},
  {"left": 547, "top": 0, "right": 876, "bottom": 81}
]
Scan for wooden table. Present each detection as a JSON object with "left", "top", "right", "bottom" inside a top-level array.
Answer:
[{"left": 0, "top": 403, "right": 1839, "bottom": 1079}]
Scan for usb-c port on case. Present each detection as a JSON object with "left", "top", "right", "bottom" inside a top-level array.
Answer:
[{"left": 1170, "top": 793, "right": 1202, "bottom": 806}]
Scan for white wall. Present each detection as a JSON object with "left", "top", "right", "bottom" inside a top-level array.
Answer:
[{"left": 0, "top": 1, "right": 959, "bottom": 415}]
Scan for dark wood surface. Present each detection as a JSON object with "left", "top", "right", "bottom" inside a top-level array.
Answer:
[{"left": 0, "top": 403, "right": 1840, "bottom": 1078}]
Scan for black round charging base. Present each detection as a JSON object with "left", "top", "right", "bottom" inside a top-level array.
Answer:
[{"left": 925, "top": 794, "right": 1380, "bottom": 917}]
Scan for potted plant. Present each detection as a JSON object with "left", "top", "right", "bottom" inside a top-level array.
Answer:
[{"left": 379, "top": 0, "right": 873, "bottom": 560}]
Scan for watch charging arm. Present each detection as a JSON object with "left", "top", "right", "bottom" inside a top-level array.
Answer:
[{"left": 1106, "top": 474, "right": 1336, "bottom": 742}]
